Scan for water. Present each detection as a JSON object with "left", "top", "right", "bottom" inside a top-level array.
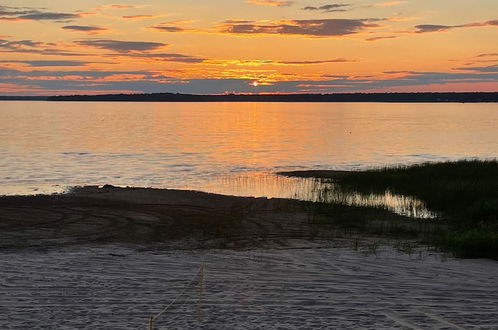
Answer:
[
  {"left": 201, "top": 173, "right": 437, "bottom": 218},
  {"left": 1, "top": 101, "right": 497, "bottom": 217}
]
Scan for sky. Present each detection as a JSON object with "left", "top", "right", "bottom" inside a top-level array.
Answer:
[{"left": 0, "top": 0, "right": 497, "bottom": 95}]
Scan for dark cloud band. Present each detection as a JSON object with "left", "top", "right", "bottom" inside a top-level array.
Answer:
[
  {"left": 302, "top": 3, "right": 350, "bottom": 13},
  {"left": 221, "top": 18, "right": 381, "bottom": 37},
  {"left": 0, "top": 5, "right": 80, "bottom": 21},
  {"left": 63, "top": 25, "right": 108, "bottom": 33},
  {"left": 75, "top": 39, "right": 168, "bottom": 52}
]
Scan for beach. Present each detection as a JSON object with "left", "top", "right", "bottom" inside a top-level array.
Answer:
[
  {"left": 2, "top": 240, "right": 497, "bottom": 329},
  {"left": 0, "top": 186, "right": 320, "bottom": 251},
  {"left": 1, "top": 186, "right": 497, "bottom": 329}
]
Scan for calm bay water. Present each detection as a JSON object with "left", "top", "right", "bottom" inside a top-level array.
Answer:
[{"left": 1, "top": 101, "right": 497, "bottom": 216}]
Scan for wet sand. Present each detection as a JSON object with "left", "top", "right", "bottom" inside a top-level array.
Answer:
[
  {"left": 1, "top": 186, "right": 497, "bottom": 329},
  {"left": 0, "top": 185, "right": 326, "bottom": 251}
]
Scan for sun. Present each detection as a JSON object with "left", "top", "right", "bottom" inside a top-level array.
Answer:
[{"left": 252, "top": 81, "right": 259, "bottom": 87}]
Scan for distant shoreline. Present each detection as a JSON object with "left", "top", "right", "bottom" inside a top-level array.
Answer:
[{"left": 1, "top": 92, "right": 498, "bottom": 103}]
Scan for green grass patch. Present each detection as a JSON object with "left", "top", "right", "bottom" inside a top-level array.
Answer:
[
  {"left": 336, "top": 159, "right": 498, "bottom": 223},
  {"left": 311, "top": 159, "right": 498, "bottom": 259}
]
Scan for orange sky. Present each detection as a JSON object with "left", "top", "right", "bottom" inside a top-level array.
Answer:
[{"left": 0, "top": 0, "right": 497, "bottom": 95}]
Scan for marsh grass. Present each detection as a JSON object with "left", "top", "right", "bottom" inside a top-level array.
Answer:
[
  {"left": 336, "top": 160, "right": 497, "bottom": 222},
  {"left": 306, "top": 160, "right": 498, "bottom": 259}
]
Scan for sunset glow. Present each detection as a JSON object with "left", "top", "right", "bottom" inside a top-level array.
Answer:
[{"left": 0, "top": 0, "right": 497, "bottom": 95}]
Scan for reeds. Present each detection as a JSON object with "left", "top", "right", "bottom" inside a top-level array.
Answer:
[{"left": 310, "top": 159, "right": 498, "bottom": 259}]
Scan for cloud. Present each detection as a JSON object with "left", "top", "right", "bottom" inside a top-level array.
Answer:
[
  {"left": 279, "top": 58, "right": 354, "bottom": 64},
  {"left": 0, "top": 40, "right": 87, "bottom": 57},
  {"left": 415, "top": 19, "right": 498, "bottom": 33},
  {"left": 0, "top": 67, "right": 179, "bottom": 94},
  {"left": 206, "top": 58, "right": 356, "bottom": 66},
  {"left": 149, "top": 25, "right": 185, "bottom": 32},
  {"left": 109, "top": 52, "right": 205, "bottom": 63},
  {"left": 96, "top": 4, "right": 148, "bottom": 10},
  {"left": 1, "top": 64, "right": 497, "bottom": 95},
  {"left": 220, "top": 18, "right": 381, "bottom": 37},
  {"left": 246, "top": 0, "right": 294, "bottom": 6},
  {"left": 363, "top": 1, "right": 406, "bottom": 8},
  {"left": 104, "top": 4, "right": 137, "bottom": 9},
  {"left": 0, "top": 39, "right": 45, "bottom": 48},
  {"left": 149, "top": 20, "right": 198, "bottom": 33},
  {"left": 16, "top": 13, "right": 79, "bottom": 21},
  {"left": 455, "top": 65, "right": 498, "bottom": 73},
  {"left": 414, "top": 24, "right": 452, "bottom": 33},
  {"left": 0, "top": 39, "right": 83, "bottom": 56},
  {"left": 62, "top": 25, "right": 108, "bottom": 34},
  {"left": 375, "top": 1, "right": 405, "bottom": 7},
  {"left": 293, "top": 71, "right": 498, "bottom": 92},
  {"left": 302, "top": 3, "right": 350, "bottom": 13},
  {"left": 365, "top": 35, "right": 397, "bottom": 41},
  {"left": 0, "top": 60, "right": 115, "bottom": 67},
  {"left": 122, "top": 14, "right": 163, "bottom": 20},
  {"left": 0, "top": 5, "right": 81, "bottom": 21},
  {"left": 0, "top": 37, "right": 203, "bottom": 63},
  {"left": 75, "top": 39, "right": 168, "bottom": 53},
  {"left": 477, "top": 53, "right": 498, "bottom": 58}
]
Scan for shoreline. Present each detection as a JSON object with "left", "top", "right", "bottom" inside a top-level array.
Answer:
[
  {"left": 1, "top": 182, "right": 496, "bottom": 328},
  {"left": 1, "top": 159, "right": 496, "bottom": 259},
  {"left": 0, "top": 185, "right": 319, "bottom": 251},
  {"left": 0, "top": 184, "right": 426, "bottom": 251},
  {"left": 2, "top": 92, "right": 498, "bottom": 103}
]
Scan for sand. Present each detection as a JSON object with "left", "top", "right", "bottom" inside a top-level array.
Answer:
[
  {"left": 0, "top": 186, "right": 323, "bottom": 251},
  {"left": 1, "top": 246, "right": 497, "bottom": 329},
  {"left": 1, "top": 186, "right": 497, "bottom": 329}
]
